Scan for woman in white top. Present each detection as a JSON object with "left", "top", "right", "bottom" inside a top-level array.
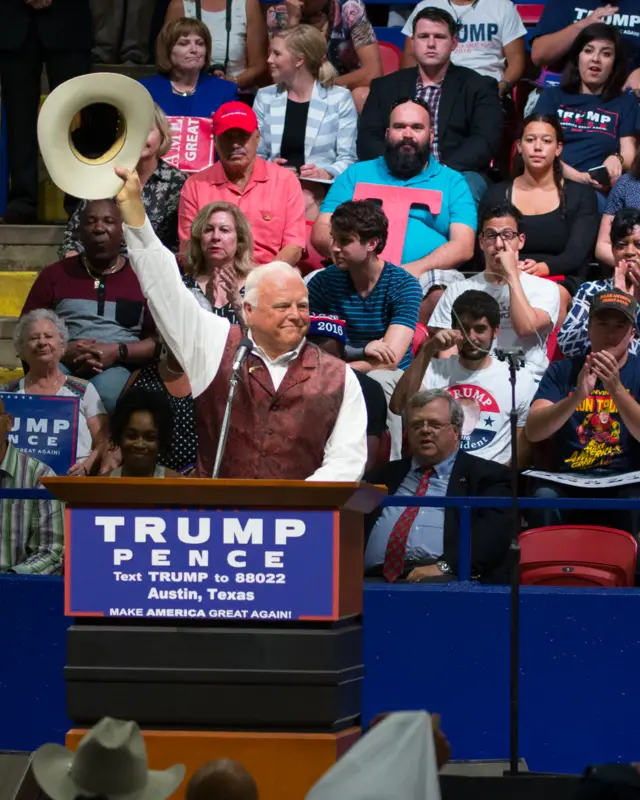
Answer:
[
  {"left": 254, "top": 25, "right": 357, "bottom": 219},
  {"left": 4, "top": 310, "right": 108, "bottom": 475},
  {"left": 165, "top": 0, "right": 268, "bottom": 90}
]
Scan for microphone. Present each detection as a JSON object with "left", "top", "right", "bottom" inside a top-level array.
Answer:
[{"left": 232, "top": 337, "right": 254, "bottom": 373}]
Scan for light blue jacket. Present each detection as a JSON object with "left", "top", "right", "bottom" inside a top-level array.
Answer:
[{"left": 253, "top": 81, "right": 357, "bottom": 178}]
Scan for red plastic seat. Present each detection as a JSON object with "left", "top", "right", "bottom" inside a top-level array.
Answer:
[
  {"left": 519, "top": 525, "right": 638, "bottom": 587},
  {"left": 546, "top": 327, "right": 563, "bottom": 362},
  {"left": 412, "top": 322, "right": 428, "bottom": 356},
  {"left": 515, "top": 4, "right": 544, "bottom": 25},
  {"left": 379, "top": 41, "right": 402, "bottom": 76}
]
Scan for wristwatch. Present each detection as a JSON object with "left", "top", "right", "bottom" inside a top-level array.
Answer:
[
  {"left": 436, "top": 560, "right": 453, "bottom": 575},
  {"left": 118, "top": 343, "right": 129, "bottom": 363}
]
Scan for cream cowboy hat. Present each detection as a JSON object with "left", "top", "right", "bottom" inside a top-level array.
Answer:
[
  {"left": 37, "top": 72, "right": 155, "bottom": 200},
  {"left": 31, "top": 717, "right": 185, "bottom": 800}
]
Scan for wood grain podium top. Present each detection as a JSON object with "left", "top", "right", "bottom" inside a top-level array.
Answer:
[{"left": 42, "top": 477, "right": 387, "bottom": 512}]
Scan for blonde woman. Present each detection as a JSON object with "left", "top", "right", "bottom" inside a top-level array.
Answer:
[
  {"left": 254, "top": 25, "right": 357, "bottom": 217},
  {"left": 181, "top": 201, "right": 255, "bottom": 327},
  {"left": 60, "top": 104, "right": 187, "bottom": 257}
]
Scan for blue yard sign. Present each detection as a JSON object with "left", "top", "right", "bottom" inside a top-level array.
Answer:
[
  {"left": 65, "top": 508, "right": 339, "bottom": 620},
  {"left": 1, "top": 393, "right": 79, "bottom": 475}
]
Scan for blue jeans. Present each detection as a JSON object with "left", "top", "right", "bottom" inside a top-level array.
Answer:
[
  {"left": 461, "top": 171, "right": 489, "bottom": 206},
  {"left": 60, "top": 363, "right": 131, "bottom": 414}
]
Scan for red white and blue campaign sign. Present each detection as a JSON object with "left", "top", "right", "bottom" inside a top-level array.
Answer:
[
  {"left": 65, "top": 508, "right": 338, "bottom": 620},
  {"left": 1, "top": 393, "right": 79, "bottom": 475}
]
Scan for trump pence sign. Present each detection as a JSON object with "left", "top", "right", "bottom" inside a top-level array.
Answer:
[{"left": 65, "top": 508, "right": 339, "bottom": 620}]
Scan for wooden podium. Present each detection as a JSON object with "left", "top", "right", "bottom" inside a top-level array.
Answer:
[{"left": 44, "top": 478, "right": 386, "bottom": 800}]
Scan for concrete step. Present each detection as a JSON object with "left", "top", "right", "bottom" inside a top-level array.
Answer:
[
  {"left": 0, "top": 272, "right": 38, "bottom": 316},
  {"left": 0, "top": 317, "right": 20, "bottom": 378},
  {"left": 0, "top": 225, "right": 63, "bottom": 272}
]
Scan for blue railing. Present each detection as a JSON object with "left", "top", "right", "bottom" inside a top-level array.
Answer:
[{"left": 3, "top": 487, "right": 640, "bottom": 582}]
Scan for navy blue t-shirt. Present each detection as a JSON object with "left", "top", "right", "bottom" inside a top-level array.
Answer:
[
  {"left": 535, "top": 88, "right": 640, "bottom": 173},
  {"left": 532, "top": 1, "right": 640, "bottom": 72},
  {"left": 307, "top": 262, "right": 422, "bottom": 370},
  {"left": 533, "top": 353, "right": 640, "bottom": 473}
]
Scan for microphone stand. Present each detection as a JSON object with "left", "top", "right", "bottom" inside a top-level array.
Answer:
[
  {"left": 495, "top": 346, "right": 525, "bottom": 777},
  {"left": 211, "top": 369, "right": 241, "bottom": 479}
]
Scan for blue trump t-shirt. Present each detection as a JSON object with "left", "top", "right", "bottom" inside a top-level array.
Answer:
[
  {"left": 319, "top": 156, "right": 477, "bottom": 265},
  {"left": 535, "top": 88, "right": 640, "bottom": 173},
  {"left": 532, "top": 1, "right": 640, "bottom": 72},
  {"left": 532, "top": 353, "right": 640, "bottom": 473}
]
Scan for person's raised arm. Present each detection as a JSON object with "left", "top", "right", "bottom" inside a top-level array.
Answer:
[
  {"left": 526, "top": 360, "right": 595, "bottom": 442},
  {"left": 497, "top": 248, "right": 556, "bottom": 337},
  {"left": 115, "top": 167, "right": 231, "bottom": 397},
  {"left": 389, "top": 329, "right": 462, "bottom": 414},
  {"left": 530, "top": 5, "right": 617, "bottom": 66}
]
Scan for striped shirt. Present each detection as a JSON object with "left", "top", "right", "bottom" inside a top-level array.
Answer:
[
  {"left": 415, "top": 78, "right": 443, "bottom": 162},
  {"left": 307, "top": 262, "right": 422, "bottom": 370},
  {"left": 0, "top": 443, "right": 64, "bottom": 574}
]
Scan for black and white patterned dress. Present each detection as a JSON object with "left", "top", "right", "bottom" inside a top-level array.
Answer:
[{"left": 128, "top": 364, "right": 197, "bottom": 473}]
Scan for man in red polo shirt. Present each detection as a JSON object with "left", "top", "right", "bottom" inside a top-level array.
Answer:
[{"left": 178, "top": 101, "right": 307, "bottom": 267}]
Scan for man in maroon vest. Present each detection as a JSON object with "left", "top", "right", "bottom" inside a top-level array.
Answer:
[{"left": 115, "top": 167, "right": 368, "bottom": 480}]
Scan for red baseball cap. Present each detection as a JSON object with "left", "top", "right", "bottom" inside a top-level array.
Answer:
[{"left": 212, "top": 101, "right": 258, "bottom": 136}]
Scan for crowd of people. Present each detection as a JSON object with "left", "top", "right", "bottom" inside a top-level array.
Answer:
[{"left": 1, "top": 0, "right": 640, "bottom": 584}]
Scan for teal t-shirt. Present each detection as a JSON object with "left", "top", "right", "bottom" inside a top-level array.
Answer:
[{"left": 319, "top": 156, "right": 477, "bottom": 264}]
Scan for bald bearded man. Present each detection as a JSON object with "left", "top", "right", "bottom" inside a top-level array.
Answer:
[{"left": 114, "top": 167, "right": 367, "bottom": 480}]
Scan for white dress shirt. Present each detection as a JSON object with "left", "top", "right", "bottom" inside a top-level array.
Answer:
[{"left": 123, "top": 219, "right": 367, "bottom": 481}]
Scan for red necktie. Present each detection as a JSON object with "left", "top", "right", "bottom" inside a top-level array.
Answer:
[{"left": 383, "top": 468, "right": 435, "bottom": 583}]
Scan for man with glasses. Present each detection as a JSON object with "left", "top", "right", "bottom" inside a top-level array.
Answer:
[
  {"left": 364, "top": 389, "right": 511, "bottom": 583},
  {"left": 559, "top": 208, "right": 640, "bottom": 358},
  {"left": 0, "top": 397, "right": 64, "bottom": 574},
  {"left": 429, "top": 201, "right": 561, "bottom": 379}
]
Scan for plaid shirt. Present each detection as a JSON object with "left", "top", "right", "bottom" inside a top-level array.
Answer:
[
  {"left": 415, "top": 77, "right": 443, "bottom": 162},
  {"left": 0, "top": 442, "right": 64, "bottom": 574}
]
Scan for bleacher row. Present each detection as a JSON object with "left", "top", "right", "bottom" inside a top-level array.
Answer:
[{"left": 0, "top": 2, "right": 547, "bottom": 381}]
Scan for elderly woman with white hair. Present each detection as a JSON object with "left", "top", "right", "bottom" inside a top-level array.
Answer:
[
  {"left": 59, "top": 104, "right": 188, "bottom": 258},
  {"left": 2, "top": 309, "right": 109, "bottom": 476},
  {"left": 114, "top": 165, "right": 367, "bottom": 481}
]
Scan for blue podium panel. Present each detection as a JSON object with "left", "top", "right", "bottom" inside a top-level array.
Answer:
[{"left": 66, "top": 508, "right": 338, "bottom": 621}]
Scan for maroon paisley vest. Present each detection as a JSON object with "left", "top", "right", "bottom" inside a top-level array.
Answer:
[{"left": 195, "top": 327, "right": 345, "bottom": 479}]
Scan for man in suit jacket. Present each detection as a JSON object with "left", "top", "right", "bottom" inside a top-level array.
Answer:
[
  {"left": 0, "top": 0, "right": 92, "bottom": 224},
  {"left": 364, "top": 388, "right": 511, "bottom": 583},
  {"left": 357, "top": 6, "right": 503, "bottom": 204}
]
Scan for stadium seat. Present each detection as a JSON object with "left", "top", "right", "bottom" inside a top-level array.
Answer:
[
  {"left": 373, "top": 26, "right": 405, "bottom": 51},
  {"left": 519, "top": 525, "right": 638, "bottom": 587},
  {"left": 546, "top": 327, "right": 563, "bottom": 362},
  {"left": 379, "top": 41, "right": 402, "bottom": 76},
  {"left": 515, "top": 4, "right": 544, "bottom": 25},
  {"left": 412, "top": 322, "right": 428, "bottom": 356}
]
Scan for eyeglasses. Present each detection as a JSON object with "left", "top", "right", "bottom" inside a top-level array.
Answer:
[
  {"left": 410, "top": 420, "right": 452, "bottom": 433},
  {"left": 481, "top": 229, "right": 520, "bottom": 242}
]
